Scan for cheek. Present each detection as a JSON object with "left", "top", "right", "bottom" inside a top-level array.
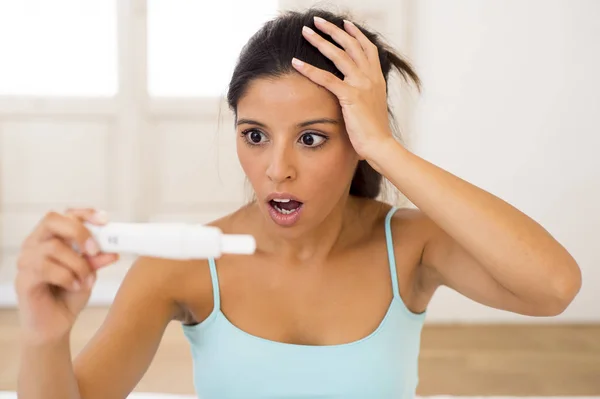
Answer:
[
  {"left": 237, "top": 140, "right": 259, "bottom": 180},
  {"left": 306, "top": 145, "right": 359, "bottom": 192}
]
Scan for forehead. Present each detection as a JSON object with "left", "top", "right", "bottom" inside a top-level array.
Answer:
[{"left": 236, "top": 73, "right": 341, "bottom": 121}]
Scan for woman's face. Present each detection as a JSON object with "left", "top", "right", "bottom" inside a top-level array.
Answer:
[{"left": 236, "top": 73, "right": 360, "bottom": 234}]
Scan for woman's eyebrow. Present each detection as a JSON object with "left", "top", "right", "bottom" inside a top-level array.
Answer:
[
  {"left": 296, "top": 118, "right": 340, "bottom": 128},
  {"left": 236, "top": 118, "right": 266, "bottom": 127},
  {"left": 236, "top": 117, "right": 340, "bottom": 128}
]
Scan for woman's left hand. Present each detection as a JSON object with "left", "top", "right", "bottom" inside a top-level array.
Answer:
[{"left": 292, "top": 16, "right": 394, "bottom": 161}]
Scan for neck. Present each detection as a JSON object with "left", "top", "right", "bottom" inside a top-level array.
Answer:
[{"left": 252, "top": 195, "right": 362, "bottom": 263}]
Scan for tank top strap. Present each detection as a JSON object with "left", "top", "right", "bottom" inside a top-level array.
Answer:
[
  {"left": 208, "top": 257, "right": 221, "bottom": 310},
  {"left": 384, "top": 206, "right": 401, "bottom": 299}
]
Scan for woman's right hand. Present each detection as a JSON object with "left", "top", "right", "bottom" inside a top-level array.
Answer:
[{"left": 15, "top": 208, "right": 119, "bottom": 344}]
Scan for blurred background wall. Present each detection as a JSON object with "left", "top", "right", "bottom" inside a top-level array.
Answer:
[{"left": 0, "top": 0, "right": 598, "bottom": 323}]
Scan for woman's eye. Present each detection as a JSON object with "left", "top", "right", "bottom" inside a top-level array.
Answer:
[
  {"left": 243, "top": 129, "right": 267, "bottom": 145},
  {"left": 300, "top": 133, "right": 326, "bottom": 147}
]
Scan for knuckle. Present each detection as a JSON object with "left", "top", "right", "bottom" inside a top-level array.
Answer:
[
  {"left": 17, "top": 248, "right": 48, "bottom": 275},
  {"left": 341, "top": 52, "right": 354, "bottom": 64},
  {"left": 66, "top": 216, "right": 89, "bottom": 242},
  {"left": 46, "top": 238, "right": 63, "bottom": 256},
  {"left": 43, "top": 210, "right": 60, "bottom": 224},
  {"left": 350, "top": 38, "right": 362, "bottom": 51},
  {"left": 331, "top": 47, "right": 344, "bottom": 60},
  {"left": 73, "top": 224, "right": 89, "bottom": 242},
  {"left": 323, "top": 73, "right": 335, "bottom": 85},
  {"left": 55, "top": 269, "right": 74, "bottom": 287},
  {"left": 349, "top": 47, "right": 362, "bottom": 60},
  {"left": 65, "top": 206, "right": 94, "bottom": 218},
  {"left": 74, "top": 257, "right": 90, "bottom": 277}
]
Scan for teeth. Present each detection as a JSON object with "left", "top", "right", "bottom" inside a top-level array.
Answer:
[
  {"left": 273, "top": 204, "right": 298, "bottom": 215},
  {"left": 273, "top": 198, "right": 291, "bottom": 203}
]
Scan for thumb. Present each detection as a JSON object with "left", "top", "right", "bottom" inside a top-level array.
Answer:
[{"left": 87, "top": 253, "right": 120, "bottom": 270}]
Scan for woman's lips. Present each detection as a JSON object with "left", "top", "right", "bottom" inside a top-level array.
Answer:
[{"left": 267, "top": 201, "right": 304, "bottom": 227}]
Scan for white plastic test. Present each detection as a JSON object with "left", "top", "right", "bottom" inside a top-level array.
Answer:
[{"left": 84, "top": 222, "right": 256, "bottom": 259}]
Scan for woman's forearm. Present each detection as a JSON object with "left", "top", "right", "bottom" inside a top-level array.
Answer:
[
  {"left": 18, "top": 336, "right": 81, "bottom": 399},
  {"left": 367, "top": 138, "right": 581, "bottom": 304}
]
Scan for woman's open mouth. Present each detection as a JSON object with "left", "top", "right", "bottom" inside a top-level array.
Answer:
[{"left": 267, "top": 198, "right": 304, "bottom": 226}]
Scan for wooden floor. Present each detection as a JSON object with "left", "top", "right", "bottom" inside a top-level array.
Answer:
[{"left": 1, "top": 307, "right": 599, "bottom": 396}]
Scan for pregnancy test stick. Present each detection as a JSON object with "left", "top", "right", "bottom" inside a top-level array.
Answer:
[{"left": 84, "top": 222, "right": 256, "bottom": 259}]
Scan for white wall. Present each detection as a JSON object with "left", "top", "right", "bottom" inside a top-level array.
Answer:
[
  {"left": 0, "top": 0, "right": 251, "bottom": 305},
  {"left": 410, "top": 0, "right": 600, "bottom": 322},
  {"left": 1, "top": 0, "right": 598, "bottom": 323}
]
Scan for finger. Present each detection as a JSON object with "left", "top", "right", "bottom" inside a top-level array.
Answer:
[
  {"left": 312, "top": 16, "right": 370, "bottom": 71},
  {"left": 65, "top": 209, "right": 120, "bottom": 261},
  {"left": 65, "top": 211, "right": 105, "bottom": 256},
  {"left": 65, "top": 207, "right": 108, "bottom": 226},
  {"left": 342, "top": 19, "right": 380, "bottom": 66},
  {"left": 42, "top": 238, "right": 93, "bottom": 285},
  {"left": 31, "top": 211, "right": 100, "bottom": 257},
  {"left": 39, "top": 258, "right": 82, "bottom": 292},
  {"left": 291, "top": 58, "right": 348, "bottom": 98},
  {"left": 87, "top": 252, "right": 120, "bottom": 270},
  {"left": 302, "top": 25, "right": 361, "bottom": 78}
]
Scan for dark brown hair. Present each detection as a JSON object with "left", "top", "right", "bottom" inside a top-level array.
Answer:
[{"left": 227, "top": 8, "right": 420, "bottom": 199}]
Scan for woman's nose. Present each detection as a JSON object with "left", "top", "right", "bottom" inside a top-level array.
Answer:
[{"left": 266, "top": 144, "right": 296, "bottom": 183}]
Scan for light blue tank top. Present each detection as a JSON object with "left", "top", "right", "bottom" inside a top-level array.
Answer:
[{"left": 182, "top": 207, "right": 427, "bottom": 398}]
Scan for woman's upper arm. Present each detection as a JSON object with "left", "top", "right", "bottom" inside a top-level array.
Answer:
[
  {"left": 71, "top": 256, "right": 184, "bottom": 399},
  {"left": 406, "top": 211, "right": 531, "bottom": 314}
]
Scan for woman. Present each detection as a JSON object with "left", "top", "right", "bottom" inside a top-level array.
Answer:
[{"left": 15, "top": 8, "right": 581, "bottom": 399}]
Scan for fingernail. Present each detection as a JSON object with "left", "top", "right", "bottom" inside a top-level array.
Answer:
[
  {"left": 85, "top": 238, "right": 100, "bottom": 256},
  {"left": 302, "top": 26, "right": 315, "bottom": 35},
  {"left": 93, "top": 210, "right": 108, "bottom": 224},
  {"left": 72, "top": 281, "right": 81, "bottom": 291},
  {"left": 292, "top": 58, "right": 304, "bottom": 68},
  {"left": 314, "top": 16, "right": 326, "bottom": 24},
  {"left": 86, "top": 274, "right": 96, "bottom": 290},
  {"left": 343, "top": 19, "right": 354, "bottom": 26}
]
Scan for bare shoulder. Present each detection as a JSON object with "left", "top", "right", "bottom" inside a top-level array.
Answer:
[
  {"left": 358, "top": 201, "right": 440, "bottom": 311},
  {"left": 350, "top": 199, "right": 430, "bottom": 271},
  {"left": 389, "top": 206, "right": 439, "bottom": 246},
  {"left": 151, "top": 207, "right": 253, "bottom": 324},
  {"left": 358, "top": 199, "right": 432, "bottom": 246},
  {"left": 113, "top": 210, "right": 246, "bottom": 324},
  {"left": 389, "top": 206, "right": 443, "bottom": 300},
  {"left": 122, "top": 256, "right": 210, "bottom": 320}
]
